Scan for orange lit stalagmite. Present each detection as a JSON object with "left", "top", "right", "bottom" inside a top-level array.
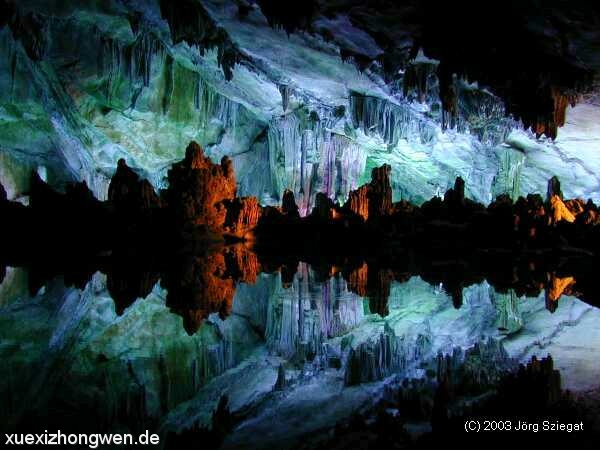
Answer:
[
  {"left": 545, "top": 176, "right": 592, "bottom": 225},
  {"left": 166, "top": 141, "right": 237, "bottom": 231},
  {"left": 345, "top": 185, "right": 370, "bottom": 221},
  {"left": 224, "top": 197, "right": 262, "bottom": 238},
  {"left": 549, "top": 195, "right": 577, "bottom": 224},
  {"left": 344, "top": 164, "right": 393, "bottom": 221}
]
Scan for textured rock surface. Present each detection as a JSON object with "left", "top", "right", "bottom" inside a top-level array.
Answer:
[
  {"left": 345, "top": 164, "right": 392, "bottom": 220},
  {"left": 1, "top": 0, "right": 599, "bottom": 213},
  {"left": 165, "top": 141, "right": 237, "bottom": 230}
]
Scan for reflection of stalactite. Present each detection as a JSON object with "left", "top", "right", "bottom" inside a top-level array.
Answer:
[
  {"left": 344, "top": 332, "right": 402, "bottom": 385},
  {"left": 494, "top": 290, "right": 523, "bottom": 335}
]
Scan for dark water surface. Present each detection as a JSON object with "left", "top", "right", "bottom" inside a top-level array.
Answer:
[{"left": 1, "top": 249, "right": 600, "bottom": 449}]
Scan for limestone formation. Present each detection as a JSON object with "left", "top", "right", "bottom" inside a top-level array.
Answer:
[
  {"left": 165, "top": 142, "right": 237, "bottom": 231},
  {"left": 281, "top": 189, "right": 300, "bottom": 219},
  {"left": 224, "top": 197, "right": 262, "bottom": 238},
  {"left": 311, "top": 192, "right": 336, "bottom": 220},
  {"left": 344, "top": 164, "right": 392, "bottom": 221},
  {"left": 108, "top": 159, "right": 160, "bottom": 213}
]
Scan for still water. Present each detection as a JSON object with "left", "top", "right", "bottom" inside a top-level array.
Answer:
[{"left": 1, "top": 255, "right": 599, "bottom": 449}]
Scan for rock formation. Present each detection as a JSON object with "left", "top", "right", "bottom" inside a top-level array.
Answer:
[
  {"left": 165, "top": 142, "right": 237, "bottom": 232},
  {"left": 224, "top": 197, "right": 262, "bottom": 238},
  {"left": 163, "top": 250, "right": 237, "bottom": 335},
  {"left": 549, "top": 195, "right": 577, "bottom": 224},
  {"left": 344, "top": 164, "right": 392, "bottom": 221},
  {"left": 311, "top": 192, "right": 337, "bottom": 220},
  {"left": 281, "top": 189, "right": 300, "bottom": 219},
  {"left": 546, "top": 274, "right": 576, "bottom": 304},
  {"left": 108, "top": 159, "right": 161, "bottom": 214}
]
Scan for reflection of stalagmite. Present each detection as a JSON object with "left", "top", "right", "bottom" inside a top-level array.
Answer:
[
  {"left": 348, "top": 263, "right": 368, "bottom": 297},
  {"left": 164, "top": 251, "right": 231, "bottom": 334},
  {"left": 224, "top": 245, "right": 261, "bottom": 284},
  {"left": 107, "top": 268, "right": 160, "bottom": 315},
  {"left": 162, "top": 244, "right": 261, "bottom": 334},
  {"left": 346, "top": 263, "right": 391, "bottom": 317},
  {"left": 495, "top": 290, "right": 523, "bottom": 335}
]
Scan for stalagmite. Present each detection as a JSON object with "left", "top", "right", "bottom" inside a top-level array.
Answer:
[
  {"left": 108, "top": 159, "right": 160, "bottom": 214},
  {"left": 281, "top": 189, "right": 300, "bottom": 219},
  {"left": 224, "top": 197, "right": 261, "bottom": 238},
  {"left": 344, "top": 164, "right": 392, "bottom": 221},
  {"left": 165, "top": 142, "right": 237, "bottom": 231}
]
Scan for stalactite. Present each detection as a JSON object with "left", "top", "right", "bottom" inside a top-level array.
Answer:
[
  {"left": 159, "top": 0, "right": 242, "bottom": 81},
  {"left": 162, "top": 53, "right": 173, "bottom": 115},
  {"left": 195, "top": 74, "right": 239, "bottom": 132},
  {"left": 403, "top": 61, "right": 436, "bottom": 103},
  {"left": 492, "top": 148, "right": 525, "bottom": 201},
  {"left": 458, "top": 80, "right": 518, "bottom": 145},
  {"left": 279, "top": 84, "right": 291, "bottom": 112},
  {"left": 438, "top": 66, "right": 458, "bottom": 131},
  {"left": 267, "top": 107, "right": 367, "bottom": 215},
  {"left": 349, "top": 91, "right": 437, "bottom": 146}
]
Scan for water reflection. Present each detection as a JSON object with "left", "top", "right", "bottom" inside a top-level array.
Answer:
[{"left": 1, "top": 246, "right": 600, "bottom": 447}]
